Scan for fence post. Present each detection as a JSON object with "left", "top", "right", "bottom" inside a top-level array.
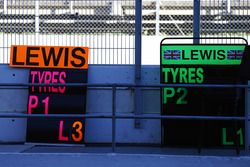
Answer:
[
  {"left": 245, "top": 82, "right": 250, "bottom": 155},
  {"left": 227, "top": 0, "right": 231, "bottom": 13},
  {"left": 35, "top": 0, "right": 40, "bottom": 45},
  {"left": 70, "top": 1, "right": 73, "bottom": 14},
  {"left": 155, "top": 0, "right": 160, "bottom": 36},
  {"left": 135, "top": 0, "right": 142, "bottom": 128},
  {"left": 193, "top": 0, "right": 200, "bottom": 44},
  {"left": 112, "top": 85, "right": 117, "bottom": 153},
  {"left": 4, "top": 0, "right": 7, "bottom": 14}
]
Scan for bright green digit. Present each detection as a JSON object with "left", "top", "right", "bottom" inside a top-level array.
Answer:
[
  {"left": 237, "top": 128, "right": 244, "bottom": 146},
  {"left": 176, "top": 88, "right": 188, "bottom": 104}
]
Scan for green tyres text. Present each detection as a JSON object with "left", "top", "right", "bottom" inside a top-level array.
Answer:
[{"left": 162, "top": 67, "right": 204, "bottom": 83}]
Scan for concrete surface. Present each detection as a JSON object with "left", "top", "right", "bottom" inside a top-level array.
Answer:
[
  {"left": 0, "top": 144, "right": 249, "bottom": 167},
  {"left": 0, "top": 152, "right": 249, "bottom": 167}
]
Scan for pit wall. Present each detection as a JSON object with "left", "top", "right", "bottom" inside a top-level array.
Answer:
[
  {"left": 0, "top": 64, "right": 249, "bottom": 145},
  {"left": 0, "top": 65, "right": 161, "bottom": 144}
]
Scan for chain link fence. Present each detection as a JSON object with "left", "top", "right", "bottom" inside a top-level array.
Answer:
[
  {"left": 0, "top": 0, "right": 135, "bottom": 64},
  {"left": 142, "top": 0, "right": 250, "bottom": 41},
  {"left": 142, "top": 0, "right": 194, "bottom": 36},
  {"left": 0, "top": 0, "right": 250, "bottom": 64},
  {"left": 200, "top": 0, "right": 250, "bottom": 44}
]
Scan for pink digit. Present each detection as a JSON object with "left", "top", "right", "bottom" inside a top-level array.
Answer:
[
  {"left": 28, "top": 95, "right": 38, "bottom": 114},
  {"left": 42, "top": 96, "right": 49, "bottom": 115}
]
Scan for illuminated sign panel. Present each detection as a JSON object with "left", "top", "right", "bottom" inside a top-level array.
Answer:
[
  {"left": 10, "top": 45, "right": 88, "bottom": 69},
  {"left": 26, "top": 69, "right": 87, "bottom": 144},
  {"left": 9, "top": 45, "right": 88, "bottom": 144},
  {"left": 160, "top": 44, "right": 246, "bottom": 147},
  {"left": 161, "top": 45, "right": 244, "bottom": 65}
]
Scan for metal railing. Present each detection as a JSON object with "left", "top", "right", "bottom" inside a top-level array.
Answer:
[{"left": 0, "top": 82, "right": 249, "bottom": 155}]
